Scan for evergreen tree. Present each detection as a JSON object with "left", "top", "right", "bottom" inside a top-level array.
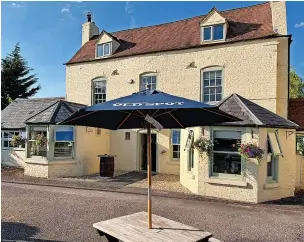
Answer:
[
  {"left": 290, "top": 69, "right": 304, "bottom": 99},
  {"left": 1, "top": 43, "right": 40, "bottom": 109}
]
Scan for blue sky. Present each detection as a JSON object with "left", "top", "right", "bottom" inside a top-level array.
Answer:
[{"left": 1, "top": 1, "right": 304, "bottom": 98}]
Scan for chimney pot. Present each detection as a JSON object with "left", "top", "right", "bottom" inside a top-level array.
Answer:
[{"left": 87, "top": 12, "right": 92, "bottom": 22}]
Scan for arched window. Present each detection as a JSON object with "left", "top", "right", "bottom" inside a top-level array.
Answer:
[
  {"left": 92, "top": 78, "right": 107, "bottom": 105},
  {"left": 201, "top": 67, "right": 223, "bottom": 103},
  {"left": 140, "top": 73, "right": 157, "bottom": 91}
]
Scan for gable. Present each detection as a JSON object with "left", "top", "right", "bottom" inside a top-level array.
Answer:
[
  {"left": 200, "top": 9, "right": 226, "bottom": 26},
  {"left": 97, "top": 31, "right": 113, "bottom": 45}
]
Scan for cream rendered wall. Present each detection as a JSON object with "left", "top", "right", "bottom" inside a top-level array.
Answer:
[
  {"left": 1, "top": 149, "right": 25, "bottom": 167},
  {"left": 276, "top": 37, "right": 289, "bottom": 118},
  {"left": 295, "top": 154, "right": 304, "bottom": 188},
  {"left": 66, "top": 38, "right": 285, "bottom": 176},
  {"left": 257, "top": 128, "right": 297, "bottom": 203},
  {"left": 76, "top": 126, "right": 110, "bottom": 175},
  {"left": 200, "top": 10, "right": 226, "bottom": 26}
]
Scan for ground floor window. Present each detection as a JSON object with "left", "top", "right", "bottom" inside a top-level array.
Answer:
[
  {"left": 54, "top": 127, "right": 74, "bottom": 159},
  {"left": 28, "top": 126, "right": 48, "bottom": 157},
  {"left": 267, "top": 131, "right": 281, "bottom": 182},
  {"left": 296, "top": 134, "right": 304, "bottom": 154},
  {"left": 1, "top": 130, "right": 23, "bottom": 149},
  {"left": 188, "top": 147, "right": 194, "bottom": 171},
  {"left": 171, "top": 130, "right": 181, "bottom": 160},
  {"left": 212, "top": 130, "right": 242, "bottom": 175}
]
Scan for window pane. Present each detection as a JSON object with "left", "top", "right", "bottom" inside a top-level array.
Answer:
[
  {"left": 54, "top": 142, "right": 73, "bottom": 158},
  {"left": 267, "top": 160, "right": 272, "bottom": 177},
  {"left": 204, "top": 95, "right": 209, "bottom": 102},
  {"left": 210, "top": 87, "right": 216, "bottom": 94},
  {"left": 213, "top": 153, "right": 241, "bottom": 175},
  {"left": 172, "top": 130, "right": 180, "bottom": 144},
  {"left": 203, "top": 88, "right": 209, "bottom": 95},
  {"left": 55, "top": 127, "right": 74, "bottom": 141},
  {"left": 210, "top": 79, "right": 215, "bottom": 86},
  {"left": 173, "top": 151, "right": 180, "bottom": 159},
  {"left": 214, "top": 131, "right": 241, "bottom": 152},
  {"left": 216, "top": 87, "right": 222, "bottom": 94},
  {"left": 216, "top": 78, "right": 222, "bottom": 86},
  {"left": 28, "top": 141, "right": 47, "bottom": 157},
  {"left": 140, "top": 75, "right": 157, "bottom": 91},
  {"left": 203, "top": 27, "right": 211, "bottom": 40},
  {"left": 210, "top": 94, "right": 216, "bottom": 101},
  {"left": 203, "top": 72, "right": 209, "bottom": 79},
  {"left": 4, "top": 140, "right": 9, "bottom": 148},
  {"left": 203, "top": 79, "right": 209, "bottom": 87},
  {"left": 215, "top": 71, "right": 222, "bottom": 78},
  {"left": 214, "top": 25, "right": 224, "bottom": 40},
  {"left": 104, "top": 43, "right": 110, "bottom": 55},
  {"left": 97, "top": 45, "right": 104, "bottom": 57},
  {"left": 216, "top": 94, "right": 222, "bottom": 101}
]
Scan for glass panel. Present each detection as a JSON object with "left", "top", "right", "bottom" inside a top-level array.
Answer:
[
  {"left": 172, "top": 130, "right": 180, "bottom": 144},
  {"left": 54, "top": 142, "right": 73, "bottom": 158},
  {"left": 104, "top": 43, "right": 110, "bottom": 55},
  {"left": 216, "top": 94, "right": 222, "bottom": 101},
  {"left": 3, "top": 132, "right": 8, "bottom": 138},
  {"left": 213, "top": 131, "right": 241, "bottom": 152},
  {"left": 216, "top": 78, "right": 222, "bottom": 86},
  {"left": 267, "top": 159, "right": 272, "bottom": 177},
  {"left": 97, "top": 44, "right": 104, "bottom": 57},
  {"left": 4, "top": 140, "right": 9, "bottom": 148},
  {"left": 210, "top": 79, "right": 215, "bottom": 86},
  {"left": 210, "top": 87, "right": 216, "bottom": 94},
  {"left": 203, "top": 27, "right": 211, "bottom": 40},
  {"left": 203, "top": 79, "right": 209, "bottom": 87},
  {"left": 210, "top": 94, "right": 216, "bottom": 101},
  {"left": 213, "top": 153, "right": 241, "bottom": 175},
  {"left": 203, "top": 88, "right": 209, "bottom": 94},
  {"left": 28, "top": 141, "right": 47, "bottom": 157},
  {"left": 55, "top": 127, "right": 74, "bottom": 142},
  {"left": 215, "top": 71, "right": 222, "bottom": 78},
  {"left": 204, "top": 95, "right": 209, "bottom": 102},
  {"left": 213, "top": 25, "right": 224, "bottom": 40},
  {"left": 203, "top": 72, "right": 209, "bottom": 79},
  {"left": 216, "top": 87, "right": 222, "bottom": 94}
]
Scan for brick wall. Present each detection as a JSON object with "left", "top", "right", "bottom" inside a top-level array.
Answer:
[{"left": 289, "top": 99, "right": 304, "bottom": 129}]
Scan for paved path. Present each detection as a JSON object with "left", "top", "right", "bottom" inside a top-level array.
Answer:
[{"left": 1, "top": 183, "right": 304, "bottom": 242}]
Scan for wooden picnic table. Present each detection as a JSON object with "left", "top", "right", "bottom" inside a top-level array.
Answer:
[{"left": 93, "top": 211, "right": 213, "bottom": 242}]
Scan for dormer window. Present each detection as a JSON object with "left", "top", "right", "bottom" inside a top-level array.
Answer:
[
  {"left": 202, "top": 24, "right": 224, "bottom": 41},
  {"left": 97, "top": 42, "right": 111, "bottom": 57}
]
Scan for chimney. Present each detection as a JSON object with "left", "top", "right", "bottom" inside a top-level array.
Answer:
[
  {"left": 82, "top": 12, "right": 99, "bottom": 46},
  {"left": 270, "top": 1, "right": 287, "bottom": 35}
]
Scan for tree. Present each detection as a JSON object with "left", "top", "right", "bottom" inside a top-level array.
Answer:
[
  {"left": 289, "top": 69, "right": 304, "bottom": 99},
  {"left": 1, "top": 43, "right": 40, "bottom": 110}
]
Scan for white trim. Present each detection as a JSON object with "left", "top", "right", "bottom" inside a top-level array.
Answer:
[
  {"left": 92, "top": 78, "right": 107, "bottom": 105},
  {"left": 139, "top": 73, "right": 157, "bottom": 91},
  {"left": 96, "top": 42, "right": 112, "bottom": 57},
  {"left": 201, "top": 24, "right": 225, "bottom": 42},
  {"left": 201, "top": 67, "right": 224, "bottom": 104}
]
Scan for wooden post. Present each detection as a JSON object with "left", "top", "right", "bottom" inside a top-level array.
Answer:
[{"left": 147, "top": 123, "right": 152, "bottom": 229}]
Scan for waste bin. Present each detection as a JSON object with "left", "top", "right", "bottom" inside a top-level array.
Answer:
[{"left": 98, "top": 155, "right": 115, "bottom": 177}]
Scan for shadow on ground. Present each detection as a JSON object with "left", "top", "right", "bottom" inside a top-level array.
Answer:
[
  {"left": 1, "top": 222, "right": 60, "bottom": 242},
  {"left": 102, "top": 171, "right": 149, "bottom": 185}
]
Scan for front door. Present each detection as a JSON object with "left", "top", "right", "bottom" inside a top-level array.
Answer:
[{"left": 141, "top": 134, "right": 157, "bottom": 172}]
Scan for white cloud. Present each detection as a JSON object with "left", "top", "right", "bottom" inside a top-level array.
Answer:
[
  {"left": 11, "top": 2, "right": 24, "bottom": 8},
  {"left": 125, "top": 1, "right": 134, "bottom": 14},
  {"left": 295, "top": 22, "right": 304, "bottom": 28},
  {"left": 125, "top": 1, "right": 137, "bottom": 28},
  {"left": 61, "top": 4, "right": 71, "bottom": 13}
]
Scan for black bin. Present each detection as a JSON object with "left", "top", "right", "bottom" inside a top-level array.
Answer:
[{"left": 98, "top": 155, "right": 115, "bottom": 177}]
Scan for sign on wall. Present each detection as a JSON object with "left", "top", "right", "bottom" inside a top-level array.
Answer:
[
  {"left": 144, "top": 115, "right": 163, "bottom": 131},
  {"left": 184, "top": 130, "right": 194, "bottom": 151}
]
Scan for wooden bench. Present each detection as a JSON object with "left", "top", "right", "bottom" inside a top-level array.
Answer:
[{"left": 93, "top": 211, "right": 213, "bottom": 242}]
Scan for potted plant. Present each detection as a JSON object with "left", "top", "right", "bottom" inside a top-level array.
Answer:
[
  {"left": 10, "top": 135, "right": 26, "bottom": 148},
  {"left": 238, "top": 143, "right": 264, "bottom": 164},
  {"left": 193, "top": 136, "right": 213, "bottom": 156}
]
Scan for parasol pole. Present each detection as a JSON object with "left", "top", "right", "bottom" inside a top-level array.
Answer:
[{"left": 147, "top": 123, "right": 152, "bottom": 229}]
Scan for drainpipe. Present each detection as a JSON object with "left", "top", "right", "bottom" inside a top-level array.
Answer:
[{"left": 287, "top": 35, "right": 292, "bottom": 117}]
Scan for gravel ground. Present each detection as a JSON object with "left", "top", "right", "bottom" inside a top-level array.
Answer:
[
  {"left": 126, "top": 174, "right": 192, "bottom": 194},
  {"left": 2, "top": 182, "right": 304, "bottom": 242}
]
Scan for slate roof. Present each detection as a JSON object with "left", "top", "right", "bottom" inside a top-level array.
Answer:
[
  {"left": 288, "top": 98, "right": 304, "bottom": 130},
  {"left": 215, "top": 94, "right": 298, "bottom": 129},
  {"left": 26, "top": 100, "right": 86, "bottom": 124},
  {"left": 1, "top": 97, "right": 64, "bottom": 130},
  {"left": 67, "top": 2, "right": 278, "bottom": 64},
  {"left": 1, "top": 98, "right": 86, "bottom": 129}
]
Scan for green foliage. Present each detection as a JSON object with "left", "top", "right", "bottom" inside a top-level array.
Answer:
[
  {"left": 297, "top": 140, "right": 304, "bottom": 156},
  {"left": 290, "top": 69, "right": 304, "bottom": 98},
  {"left": 193, "top": 137, "right": 213, "bottom": 155},
  {"left": 238, "top": 143, "right": 264, "bottom": 165},
  {"left": 10, "top": 135, "right": 26, "bottom": 147},
  {"left": 1, "top": 43, "right": 40, "bottom": 110}
]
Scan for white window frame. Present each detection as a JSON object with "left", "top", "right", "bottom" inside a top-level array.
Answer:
[
  {"left": 201, "top": 67, "right": 223, "bottom": 104},
  {"left": 140, "top": 73, "right": 157, "bottom": 91},
  {"left": 201, "top": 24, "right": 225, "bottom": 42},
  {"left": 54, "top": 126, "right": 75, "bottom": 160},
  {"left": 96, "top": 42, "right": 112, "bottom": 57},
  {"left": 211, "top": 128, "right": 243, "bottom": 178},
  {"left": 27, "top": 126, "right": 48, "bottom": 158},
  {"left": 267, "top": 131, "right": 281, "bottom": 182},
  {"left": 92, "top": 79, "right": 107, "bottom": 105},
  {"left": 1, "top": 130, "right": 23, "bottom": 150},
  {"left": 171, "top": 130, "right": 181, "bottom": 160}
]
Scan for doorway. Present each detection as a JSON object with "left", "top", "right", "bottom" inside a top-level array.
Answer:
[{"left": 140, "top": 133, "right": 157, "bottom": 172}]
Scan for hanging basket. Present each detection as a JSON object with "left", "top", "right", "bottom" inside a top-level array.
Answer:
[
  {"left": 238, "top": 143, "right": 264, "bottom": 165},
  {"left": 193, "top": 137, "right": 213, "bottom": 156}
]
